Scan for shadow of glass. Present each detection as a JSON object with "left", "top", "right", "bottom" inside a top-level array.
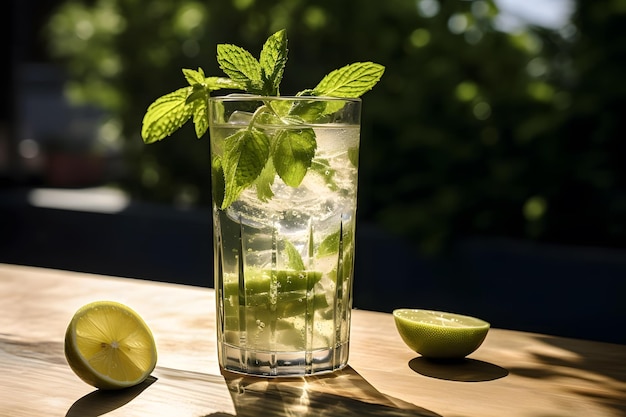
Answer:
[
  {"left": 214, "top": 366, "right": 441, "bottom": 417},
  {"left": 409, "top": 357, "right": 508, "bottom": 382},
  {"left": 65, "top": 376, "right": 157, "bottom": 417}
]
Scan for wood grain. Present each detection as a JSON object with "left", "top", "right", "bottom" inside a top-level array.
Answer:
[{"left": 1, "top": 263, "right": 624, "bottom": 416}]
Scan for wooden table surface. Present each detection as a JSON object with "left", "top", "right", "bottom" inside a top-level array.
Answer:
[{"left": 1, "top": 263, "right": 624, "bottom": 417}]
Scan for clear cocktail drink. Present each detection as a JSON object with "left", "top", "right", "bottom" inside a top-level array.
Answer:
[{"left": 209, "top": 96, "right": 361, "bottom": 376}]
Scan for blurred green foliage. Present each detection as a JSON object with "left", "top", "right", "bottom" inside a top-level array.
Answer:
[{"left": 45, "top": 0, "right": 626, "bottom": 253}]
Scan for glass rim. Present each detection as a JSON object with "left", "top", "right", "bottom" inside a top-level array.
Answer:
[{"left": 208, "top": 94, "right": 361, "bottom": 103}]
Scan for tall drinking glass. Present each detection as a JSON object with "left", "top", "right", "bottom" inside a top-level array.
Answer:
[{"left": 208, "top": 96, "right": 361, "bottom": 376}]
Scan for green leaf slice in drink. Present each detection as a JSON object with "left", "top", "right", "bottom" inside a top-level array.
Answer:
[{"left": 223, "top": 269, "right": 323, "bottom": 297}]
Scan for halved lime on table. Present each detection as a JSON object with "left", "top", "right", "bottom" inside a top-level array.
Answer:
[
  {"left": 393, "top": 309, "right": 490, "bottom": 359},
  {"left": 64, "top": 301, "right": 157, "bottom": 390}
]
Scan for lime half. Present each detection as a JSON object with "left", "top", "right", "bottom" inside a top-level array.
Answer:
[
  {"left": 64, "top": 301, "right": 157, "bottom": 390},
  {"left": 393, "top": 309, "right": 490, "bottom": 359}
]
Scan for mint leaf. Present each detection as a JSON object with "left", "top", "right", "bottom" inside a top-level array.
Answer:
[
  {"left": 317, "top": 229, "right": 340, "bottom": 257},
  {"left": 260, "top": 29, "right": 288, "bottom": 96},
  {"left": 142, "top": 73, "right": 243, "bottom": 144},
  {"left": 183, "top": 67, "right": 205, "bottom": 85},
  {"left": 186, "top": 76, "right": 244, "bottom": 138},
  {"left": 205, "top": 76, "right": 245, "bottom": 92},
  {"left": 192, "top": 97, "right": 208, "bottom": 138},
  {"left": 283, "top": 239, "right": 305, "bottom": 271},
  {"left": 186, "top": 83, "right": 207, "bottom": 104},
  {"left": 287, "top": 100, "right": 327, "bottom": 123},
  {"left": 222, "top": 128, "right": 270, "bottom": 208},
  {"left": 217, "top": 44, "right": 263, "bottom": 94},
  {"left": 348, "top": 146, "right": 359, "bottom": 167},
  {"left": 211, "top": 157, "right": 226, "bottom": 209},
  {"left": 141, "top": 86, "right": 195, "bottom": 144},
  {"left": 317, "top": 227, "right": 353, "bottom": 257},
  {"left": 311, "top": 159, "right": 338, "bottom": 191},
  {"left": 272, "top": 128, "right": 317, "bottom": 187},
  {"left": 312, "top": 62, "right": 385, "bottom": 98},
  {"left": 254, "top": 159, "right": 276, "bottom": 202}
]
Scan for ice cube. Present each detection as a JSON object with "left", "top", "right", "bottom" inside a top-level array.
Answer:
[{"left": 228, "top": 111, "right": 254, "bottom": 125}]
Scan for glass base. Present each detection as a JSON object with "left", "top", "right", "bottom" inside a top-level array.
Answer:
[{"left": 219, "top": 341, "right": 350, "bottom": 377}]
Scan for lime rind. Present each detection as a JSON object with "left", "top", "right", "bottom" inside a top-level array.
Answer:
[
  {"left": 223, "top": 269, "right": 323, "bottom": 296},
  {"left": 393, "top": 309, "right": 490, "bottom": 359}
]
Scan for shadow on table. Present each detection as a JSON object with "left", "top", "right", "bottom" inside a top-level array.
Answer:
[
  {"left": 210, "top": 366, "right": 441, "bottom": 417},
  {"left": 65, "top": 376, "right": 157, "bottom": 417},
  {"left": 408, "top": 357, "right": 508, "bottom": 382},
  {"left": 506, "top": 334, "right": 626, "bottom": 416}
]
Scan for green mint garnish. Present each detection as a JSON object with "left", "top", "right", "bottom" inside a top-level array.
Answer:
[
  {"left": 141, "top": 29, "right": 384, "bottom": 209},
  {"left": 312, "top": 62, "right": 387, "bottom": 98},
  {"left": 259, "top": 29, "right": 288, "bottom": 96},
  {"left": 217, "top": 29, "right": 288, "bottom": 96},
  {"left": 317, "top": 229, "right": 342, "bottom": 258},
  {"left": 141, "top": 87, "right": 197, "bottom": 144},
  {"left": 183, "top": 67, "right": 206, "bottom": 85},
  {"left": 141, "top": 73, "right": 242, "bottom": 144},
  {"left": 217, "top": 44, "right": 264, "bottom": 94},
  {"left": 222, "top": 128, "right": 270, "bottom": 209},
  {"left": 283, "top": 239, "right": 306, "bottom": 271},
  {"left": 272, "top": 128, "right": 317, "bottom": 187},
  {"left": 310, "top": 159, "right": 339, "bottom": 191},
  {"left": 253, "top": 158, "right": 276, "bottom": 202}
]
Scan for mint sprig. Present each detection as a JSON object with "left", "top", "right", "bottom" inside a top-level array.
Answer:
[
  {"left": 259, "top": 29, "right": 288, "bottom": 96},
  {"left": 141, "top": 29, "right": 384, "bottom": 209},
  {"left": 217, "top": 44, "right": 264, "bottom": 94},
  {"left": 222, "top": 128, "right": 270, "bottom": 209},
  {"left": 141, "top": 71, "right": 242, "bottom": 143},
  {"left": 312, "top": 62, "right": 386, "bottom": 98},
  {"left": 272, "top": 128, "right": 317, "bottom": 187},
  {"left": 217, "top": 29, "right": 288, "bottom": 96}
]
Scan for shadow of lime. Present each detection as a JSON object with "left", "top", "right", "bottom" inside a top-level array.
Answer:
[
  {"left": 409, "top": 358, "right": 508, "bottom": 382},
  {"left": 65, "top": 376, "right": 157, "bottom": 417}
]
